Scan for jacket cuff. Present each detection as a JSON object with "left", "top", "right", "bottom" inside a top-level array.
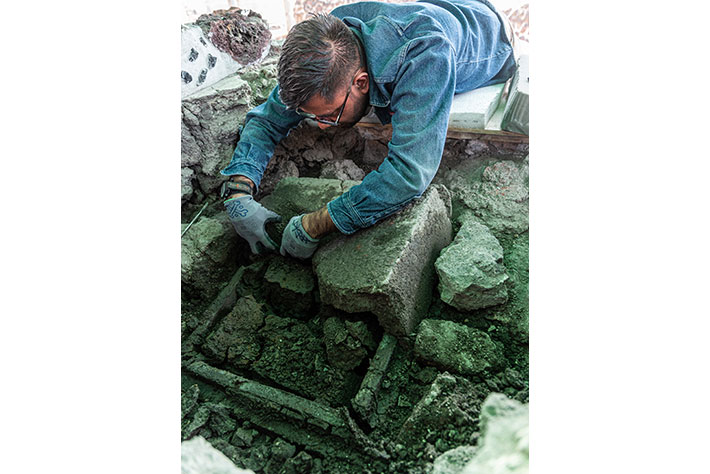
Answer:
[
  {"left": 220, "top": 142, "right": 271, "bottom": 191},
  {"left": 327, "top": 193, "right": 367, "bottom": 235}
]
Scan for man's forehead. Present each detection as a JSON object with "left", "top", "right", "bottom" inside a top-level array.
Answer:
[{"left": 301, "top": 92, "right": 343, "bottom": 114}]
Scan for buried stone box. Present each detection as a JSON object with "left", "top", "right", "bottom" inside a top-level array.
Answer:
[{"left": 260, "top": 177, "right": 453, "bottom": 337}]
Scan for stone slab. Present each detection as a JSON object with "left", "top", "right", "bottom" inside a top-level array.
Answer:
[
  {"left": 414, "top": 319, "right": 505, "bottom": 376},
  {"left": 436, "top": 216, "right": 509, "bottom": 310},
  {"left": 313, "top": 184, "right": 453, "bottom": 336},
  {"left": 184, "top": 361, "right": 388, "bottom": 461},
  {"left": 352, "top": 333, "right": 398, "bottom": 427},
  {"left": 501, "top": 54, "right": 529, "bottom": 136},
  {"left": 448, "top": 83, "right": 505, "bottom": 130},
  {"left": 359, "top": 83, "right": 505, "bottom": 132}
]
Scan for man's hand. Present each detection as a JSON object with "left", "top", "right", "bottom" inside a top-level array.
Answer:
[
  {"left": 280, "top": 215, "right": 320, "bottom": 259},
  {"left": 224, "top": 196, "right": 281, "bottom": 254}
]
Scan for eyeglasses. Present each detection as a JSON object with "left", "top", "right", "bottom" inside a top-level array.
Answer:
[{"left": 297, "top": 71, "right": 358, "bottom": 126}]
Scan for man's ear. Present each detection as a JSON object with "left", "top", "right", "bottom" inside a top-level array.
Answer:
[{"left": 356, "top": 72, "right": 369, "bottom": 94}]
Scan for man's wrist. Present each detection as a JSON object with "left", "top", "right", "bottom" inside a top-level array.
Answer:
[
  {"left": 222, "top": 175, "right": 256, "bottom": 200},
  {"left": 302, "top": 206, "right": 338, "bottom": 239}
]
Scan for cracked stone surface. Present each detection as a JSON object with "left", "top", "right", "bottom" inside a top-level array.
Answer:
[
  {"left": 314, "top": 184, "right": 453, "bottom": 336},
  {"left": 414, "top": 319, "right": 505, "bottom": 376},
  {"left": 436, "top": 214, "right": 509, "bottom": 310}
]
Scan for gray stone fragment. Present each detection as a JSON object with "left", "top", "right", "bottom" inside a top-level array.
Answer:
[
  {"left": 414, "top": 319, "right": 504, "bottom": 376},
  {"left": 431, "top": 446, "right": 478, "bottom": 474},
  {"left": 397, "top": 372, "right": 480, "bottom": 447},
  {"left": 461, "top": 393, "right": 529, "bottom": 474},
  {"left": 202, "top": 295, "right": 265, "bottom": 368},
  {"left": 181, "top": 384, "right": 200, "bottom": 421},
  {"left": 264, "top": 438, "right": 297, "bottom": 474},
  {"left": 441, "top": 158, "right": 528, "bottom": 240},
  {"left": 259, "top": 158, "right": 299, "bottom": 197},
  {"left": 303, "top": 147, "right": 333, "bottom": 163},
  {"left": 319, "top": 159, "right": 366, "bottom": 181},
  {"left": 436, "top": 216, "right": 509, "bottom": 310},
  {"left": 181, "top": 436, "right": 255, "bottom": 474},
  {"left": 181, "top": 212, "right": 241, "bottom": 301},
  {"left": 501, "top": 54, "right": 529, "bottom": 136},
  {"left": 263, "top": 257, "right": 315, "bottom": 317},
  {"left": 281, "top": 451, "right": 314, "bottom": 473},
  {"left": 182, "top": 167, "right": 195, "bottom": 203},
  {"left": 322, "top": 317, "right": 371, "bottom": 370},
  {"left": 313, "top": 185, "right": 452, "bottom": 336},
  {"left": 182, "top": 405, "right": 211, "bottom": 439},
  {"left": 231, "top": 427, "right": 258, "bottom": 448},
  {"left": 181, "top": 74, "right": 252, "bottom": 197}
]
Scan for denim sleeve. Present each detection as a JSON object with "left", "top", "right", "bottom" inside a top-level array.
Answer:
[
  {"left": 220, "top": 85, "right": 302, "bottom": 191},
  {"left": 328, "top": 38, "right": 457, "bottom": 234}
]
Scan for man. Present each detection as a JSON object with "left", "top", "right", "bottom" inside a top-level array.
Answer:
[{"left": 221, "top": 0, "right": 516, "bottom": 259}]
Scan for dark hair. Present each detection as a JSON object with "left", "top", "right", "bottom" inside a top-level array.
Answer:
[{"left": 277, "top": 13, "right": 363, "bottom": 110}]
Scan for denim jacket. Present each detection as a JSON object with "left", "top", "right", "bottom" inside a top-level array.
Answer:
[{"left": 221, "top": 0, "right": 515, "bottom": 234}]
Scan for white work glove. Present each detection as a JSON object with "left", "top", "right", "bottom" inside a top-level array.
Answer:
[
  {"left": 224, "top": 196, "right": 281, "bottom": 254},
  {"left": 280, "top": 214, "right": 320, "bottom": 259}
]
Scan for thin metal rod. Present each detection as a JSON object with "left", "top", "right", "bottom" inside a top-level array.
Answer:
[{"left": 181, "top": 201, "right": 210, "bottom": 237}]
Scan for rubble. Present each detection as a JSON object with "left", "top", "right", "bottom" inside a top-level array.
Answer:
[
  {"left": 436, "top": 214, "right": 509, "bottom": 310},
  {"left": 414, "top": 319, "right": 505, "bottom": 376},
  {"left": 314, "top": 184, "right": 453, "bottom": 336},
  {"left": 319, "top": 159, "right": 366, "bottom": 181},
  {"left": 184, "top": 361, "right": 385, "bottom": 462},
  {"left": 439, "top": 157, "right": 528, "bottom": 241},
  {"left": 396, "top": 373, "right": 481, "bottom": 447},
  {"left": 430, "top": 445, "right": 478, "bottom": 474},
  {"left": 322, "top": 317, "right": 376, "bottom": 371}
]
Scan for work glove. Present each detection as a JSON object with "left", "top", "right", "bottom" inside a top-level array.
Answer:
[
  {"left": 280, "top": 214, "right": 320, "bottom": 259},
  {"left": 224, "top": 196, "right": 281, "bottom": 254}
]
